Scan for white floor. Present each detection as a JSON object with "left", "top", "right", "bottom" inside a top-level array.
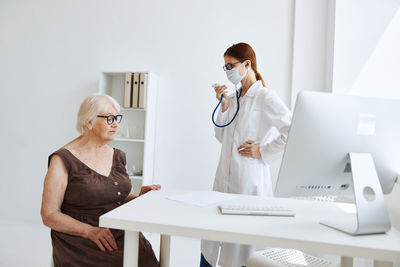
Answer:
[{"left": 0, "top": 219, "right": 397, "bottom": 267}]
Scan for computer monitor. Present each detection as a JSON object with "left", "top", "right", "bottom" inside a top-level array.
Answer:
[{"left": 274, "top": 91, "right": 400, "bottom": 235}]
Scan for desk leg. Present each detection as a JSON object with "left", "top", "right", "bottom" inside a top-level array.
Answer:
[
  {"left": 373, "top": 261, "right": 393, "bottom": 267},
  {"left": 341, "top": 256, "right": 353, "bottom": 267},
  {"left": 124, "top": 231, "right": 139, "bottom": 267},
  {"left": 160, "top": 234, "right": 171, "bottom": 267}
]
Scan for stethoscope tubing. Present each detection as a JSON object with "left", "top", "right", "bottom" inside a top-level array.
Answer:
[{"left": 212, "top": 87, "right": 243, "bottom": 128}]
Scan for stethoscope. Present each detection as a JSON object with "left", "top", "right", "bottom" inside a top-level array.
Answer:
[{"left": 211, "top": 86, "right": 243, "bottom": 128}]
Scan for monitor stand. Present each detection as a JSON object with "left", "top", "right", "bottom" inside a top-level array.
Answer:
[{"left": 320, "top": 153, "right": 391, "bottom": 235}]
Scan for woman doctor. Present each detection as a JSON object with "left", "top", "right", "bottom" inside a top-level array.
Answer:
[{"left": 201, "top": 43, "right": 292, "bottom": 267}]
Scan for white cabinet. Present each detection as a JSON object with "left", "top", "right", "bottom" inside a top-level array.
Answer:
[{"left": 99, "top": 72, "right": 157, "bottom": 194}]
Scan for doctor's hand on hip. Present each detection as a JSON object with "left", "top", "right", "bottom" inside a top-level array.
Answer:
[
  {"left": 215, "top": 84, "right": 230, "bottom": 112},
  {"left": 238, "top": 140, "right": 261, "bottom": 159}
]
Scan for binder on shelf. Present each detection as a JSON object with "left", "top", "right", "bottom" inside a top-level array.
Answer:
[
  {"left": 131, "top": 72, "right": 140, "bottom": 108},
  {"left": 138, "top": 72, "right": 148, "bottom": 108},
  {"left": 124, "top": 72, "right": 133, "bottom": 108}
]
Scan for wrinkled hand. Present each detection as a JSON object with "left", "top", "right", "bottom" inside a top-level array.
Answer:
[
  {"left": 238, "top": 140, "right": 261, "bottom": 159},
  {"left": 87, "top": 226, "right": 118, "bottom": 252},
  {"left": 139, "top": 184, "right": 161, "bottom": 196}
]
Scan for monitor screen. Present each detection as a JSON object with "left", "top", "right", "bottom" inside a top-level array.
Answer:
[{"left": 275, "top": 91, "right": 400, "bottom": 199}]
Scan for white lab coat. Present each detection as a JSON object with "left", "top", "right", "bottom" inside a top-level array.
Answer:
[{"left": 201, "top": 80, "right": 292, "bottom": 267}]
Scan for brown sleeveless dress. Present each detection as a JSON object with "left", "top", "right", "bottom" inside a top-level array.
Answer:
[{"left": 48, "top": 148, "right": 159, "bottom": 267}]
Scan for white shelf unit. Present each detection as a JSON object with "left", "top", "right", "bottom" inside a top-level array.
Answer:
[{"left": 99, "top": 72, "right": 157, "bottom": 194}]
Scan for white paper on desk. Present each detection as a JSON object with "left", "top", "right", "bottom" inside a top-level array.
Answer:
[{"left": 167, "top": 191, "right": 237, "bottom": 207}]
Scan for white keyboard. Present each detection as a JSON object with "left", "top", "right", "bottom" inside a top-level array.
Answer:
[{"left": 218, "top": 204, "right": 295, "bottom": 217}]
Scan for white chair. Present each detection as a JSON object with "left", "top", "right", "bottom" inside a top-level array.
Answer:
[{"left": 246, "top": 248, "right": 340, "bottom": 267}]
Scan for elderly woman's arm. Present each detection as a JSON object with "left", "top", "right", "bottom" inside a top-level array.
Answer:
[
  {"left": 40, "top": 155, "right": 117, "bottom": 252},
  {"left": 125, "top": 184, "right": 162, "bottom": 202}
]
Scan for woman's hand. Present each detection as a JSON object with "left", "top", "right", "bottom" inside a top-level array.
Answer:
[
  {"left": 214, "top": 85, "right": 230, "bottom": 112},
  {"left": 139, "top": 184, "right": 161, "bottom": 196},
  {"left": 87, "top": 226, "right": 118, "bottom": 252},
  {"left": 238, "top": 140, "right": 261, "bottom": 159}
]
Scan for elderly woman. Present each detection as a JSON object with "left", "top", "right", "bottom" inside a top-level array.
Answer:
[{"left": 41, "top": 93, "right": 160, "bottom": 267}]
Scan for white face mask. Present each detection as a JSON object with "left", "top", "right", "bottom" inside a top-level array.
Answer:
[{"left": 225, "top": 63, "right": 248, "bottom": 86}]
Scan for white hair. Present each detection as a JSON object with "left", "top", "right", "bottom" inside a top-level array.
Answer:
[{"left": 76, "top": 93, "right": 121, "bottom": 134}]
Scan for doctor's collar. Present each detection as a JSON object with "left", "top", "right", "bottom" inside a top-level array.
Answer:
[{"left": 243, "top": 80, "right": 262, "bottom": 97}]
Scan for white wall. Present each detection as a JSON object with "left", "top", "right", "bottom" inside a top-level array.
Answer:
[
  {"left": 332, "top": 0, "right": 400, "bottom": 94},
  {"left": 350, "top": 6, "right": 400, "bottom": 99},
  {"left": 290, "top": 0, "right": 336, "bottom": 108},
  {"left": 0, "top": 0, "right": 295, "bottom": 223}
]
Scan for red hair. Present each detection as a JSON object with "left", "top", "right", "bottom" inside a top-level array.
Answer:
[{"left": 224, "top": 42, "right": 266, "bottom": 87}]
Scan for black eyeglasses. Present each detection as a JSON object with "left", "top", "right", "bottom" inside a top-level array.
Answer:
[
  {"left": 223, "top": 61, "right": 243, "bottom": 71},
  {"left": 97, "top": 114, "right": 123, "bottom": 125}
]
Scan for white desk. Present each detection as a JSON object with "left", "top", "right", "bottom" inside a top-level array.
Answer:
[{"left": 99, "top": 190, "right": 400, "bottom": 267}]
